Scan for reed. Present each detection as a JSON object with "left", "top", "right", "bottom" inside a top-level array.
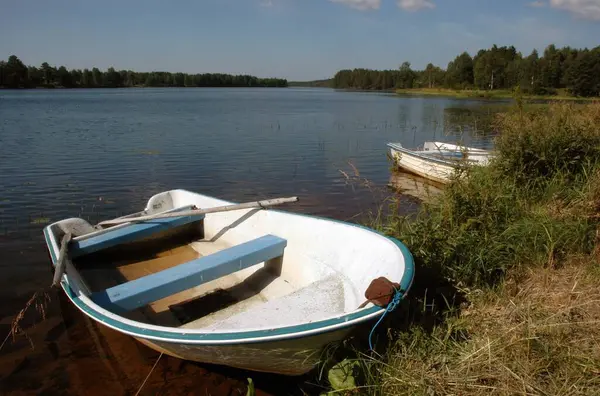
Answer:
[
  {"left": 0, "top": 290, "right": 51, "bottom": 352},
  {"left": 134, "top": 353, "right": 163, "bottom": 396}
]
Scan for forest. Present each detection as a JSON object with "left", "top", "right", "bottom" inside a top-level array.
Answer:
[
  {"left": 332, "top": 44, "right": 600, "bottom": 97},
  {"left": 0, "top": 55, "right": 288, "bottom": 89}
]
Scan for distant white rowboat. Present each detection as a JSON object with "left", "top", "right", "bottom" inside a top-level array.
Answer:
[{"left": 387, "top": 141, "right": 494, "bottom": 184}]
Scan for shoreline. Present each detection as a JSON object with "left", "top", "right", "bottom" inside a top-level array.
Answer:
[
  {"left": 395, "top": 88, "right": 599, "bottom": 101},
  {"left": 0, "top": 85, "right": 289, "bottom": 90}
]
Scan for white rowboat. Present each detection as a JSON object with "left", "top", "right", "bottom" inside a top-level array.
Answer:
[
  {"left": 387, "top": 141, "right": 494, "bottom": 184},
  {"left": 43, "top": 189, "right": 414, "bottom": 375}
]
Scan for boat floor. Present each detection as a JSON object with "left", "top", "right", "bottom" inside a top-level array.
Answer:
[{"left": 76, "top": 239, "right": 349, "bottom": 331}]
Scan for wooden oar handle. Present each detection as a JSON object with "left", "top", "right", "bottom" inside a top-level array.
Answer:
[
  {"left": 97, "top": 196, "right": 299, "bottom": 227},
  {"left": 52, "top": 232, "right": 72, "bottom": 287}
]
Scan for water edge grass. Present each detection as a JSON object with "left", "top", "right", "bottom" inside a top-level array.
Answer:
[
  {"left": 322, "top": 102, "right": 600, "bottom": 395},
  {"left": 395, "top": 88, "right": 599, "bottom": 102}
]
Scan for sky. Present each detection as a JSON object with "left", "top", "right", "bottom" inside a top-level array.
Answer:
[{"left": 1, "top": 0, "right": 599, "bottom": 81}]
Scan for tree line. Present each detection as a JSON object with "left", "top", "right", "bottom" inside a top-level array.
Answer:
[
  {"left": 0, "top": 55, "right": 288, "bottom": 89},
  {"left": 332, "top": 44, "right": 600, "bottom": 97}
]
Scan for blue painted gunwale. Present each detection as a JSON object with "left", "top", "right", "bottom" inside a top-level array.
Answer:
[
  {"left": 90, "top": 234, "right": 287, "bottom": 313},
  {"left": 43, "top": 195, "right": 415, "bottom": 345}
]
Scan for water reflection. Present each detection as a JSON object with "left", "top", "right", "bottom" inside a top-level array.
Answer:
[
  {"left": 442, "top": 104, "right": 504, "bottom": 149},
  {"left": 387, "top": 171, "right": 444, "bottom": 203}
]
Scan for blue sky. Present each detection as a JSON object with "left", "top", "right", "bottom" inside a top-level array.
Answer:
[{"left": 1, "top": 0, "right": 599, "bottom": 80}]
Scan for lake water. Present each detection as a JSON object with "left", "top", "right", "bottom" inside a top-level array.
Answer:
[{"left": 0, "top": 88, "right": 499, "bottom": 395}]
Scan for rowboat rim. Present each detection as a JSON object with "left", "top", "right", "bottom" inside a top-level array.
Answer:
[
  {"left": 387, "top": 143, "right": 460, "bottom": 166},
  {"left": 43, "top": 190, "right": 415, "bottom": 345}
]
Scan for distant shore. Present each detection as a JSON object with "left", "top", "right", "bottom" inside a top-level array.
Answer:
[
  {"left": 288, "top": 79, "right": 332, "bottom": 88},
  {"left": 0, "top": 55, "right": 288, "bottom": 89},
  {"left": 394, "top": 88, "right": 598, "bottom": 101},
  {"left": 284, "top": 83, "right": 598, "bottom": 101},
  {"left": 0, "top": 85, "right": 289, "bottom": 90}
]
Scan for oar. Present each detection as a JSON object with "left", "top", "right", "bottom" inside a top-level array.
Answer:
[
  {"left": 52, "top": 231, "right": 72, "bottom": 287},
  {"left": 96, "top": 196, "right": 299, "bottom": 227}
]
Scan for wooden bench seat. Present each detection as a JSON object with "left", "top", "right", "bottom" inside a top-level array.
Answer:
[
  {"left": 90, "top": 234, "right": 287, "bottom": 314},
  {"left": 70, "top": 205, "right": 203, "bottom": 258}
]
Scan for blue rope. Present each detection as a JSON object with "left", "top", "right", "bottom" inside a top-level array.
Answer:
[{"left": 368, "top": 288, "right": 403, "bottom": 351}]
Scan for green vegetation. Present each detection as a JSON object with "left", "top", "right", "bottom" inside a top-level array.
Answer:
[
  {"left": 327, "top": 102, "right": 600, "bottom": 394},
  {"left": 0, "top": 55, "right": 287, "bottom": 88},
  {"left": 333, "top": 44, "right": 600, "bottom": 98},
  {"left": 288, "top": 79, "right": 332, "bottom": 88},
  {"left": 395, "top": 87, "right": 598, "bottom": 101},
  {"left": 391, "top": 103, "right": 599, "bottom": 286}
]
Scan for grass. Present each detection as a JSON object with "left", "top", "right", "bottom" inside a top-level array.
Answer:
[
  {"left": 322, "top": 102, "right": 600, "bottom": 395},
  {"left": 387, "top": 102, "right": 600, "bottom": 286},
  {"left": 378, "top": 258, "right": 600, "bottom": 395},
  {"left": 395, "top": 87, "right": 599, "bottom": 101}
]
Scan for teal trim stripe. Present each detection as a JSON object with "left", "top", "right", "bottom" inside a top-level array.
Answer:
[{"left": 43, "top": 204, "right": 415, "bottom": 344}]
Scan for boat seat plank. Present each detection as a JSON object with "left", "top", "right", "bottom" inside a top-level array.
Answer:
[
  {"left": 90, "top": 235, "right": 287, "bottom": 313},
  {"left": 70, "top": 205, "right": 203, "bottom": 258}
]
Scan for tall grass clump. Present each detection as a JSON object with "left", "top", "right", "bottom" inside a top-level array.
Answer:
[
  {"left": 342, "top": 102, "right": 600, "bottom": 395},
  {"left": 381, "top": 103, "right": 600, "bottom": 289},
  {"left": 495, "top": 103, "right": 600, "bottom": 189}
]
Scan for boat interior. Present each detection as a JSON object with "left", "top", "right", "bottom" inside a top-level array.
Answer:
[
  {"left": 49, "top": 191, "right": 405, "bottom": 332},
  {"left": 389, "top": 142, "right": 492, "bottom": 165},
  {"left": 421, "top": 141, "right": 493, "bottom": 162}
]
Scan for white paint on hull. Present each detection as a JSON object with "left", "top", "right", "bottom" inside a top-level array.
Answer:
[
  {"left": 388, "top": 142, "right": 494, "bottom": 184},
  {"left": 43, "top": 189, "right": 414, "bottom": 375},
  {"left": 388, "top": 145, "right": 456, "bottom": 184},
  {"left": 137, "top": 326, "right": 352, "bottom": 375}
]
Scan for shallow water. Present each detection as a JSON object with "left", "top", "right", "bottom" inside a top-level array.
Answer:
[{"left": 0, "top": 88, "right": 498, "bottom": 394}]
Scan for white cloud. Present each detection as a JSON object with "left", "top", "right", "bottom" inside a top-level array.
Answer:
[
  {"left": 397, "top": 0, "right": 436, "bottom": 11},
  {"left": 329, "top": 0, "right": 437, "bottom": 12},
  {"left": 260, "top": 0, "right": 274, "bottom": 7},
  {"left": 549, "top": 0, "right": 600, "bottom": 20},
  {"left": 329, "top": 0, "right": 381, "bottom": 11},
  {"left": 528, "top": 1, "right": 547, "bottom": 7}
]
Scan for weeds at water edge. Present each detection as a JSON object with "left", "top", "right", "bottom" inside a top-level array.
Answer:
[
  {"left": 324, "top": 103, "right": 600, "bottom": 395},
  {"left": 0, "top": 290, "right": 51, "bottom": 352}
]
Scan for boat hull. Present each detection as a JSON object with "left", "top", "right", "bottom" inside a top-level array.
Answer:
[
  {"left": 43, "top": 189, "right": 415, "bottom": 376},
  {"left": 388, "top": 145, "right": 455, "bottom": 184},
  {"left": 135, "top": 327, "right": 352, "bottom": 375}
]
